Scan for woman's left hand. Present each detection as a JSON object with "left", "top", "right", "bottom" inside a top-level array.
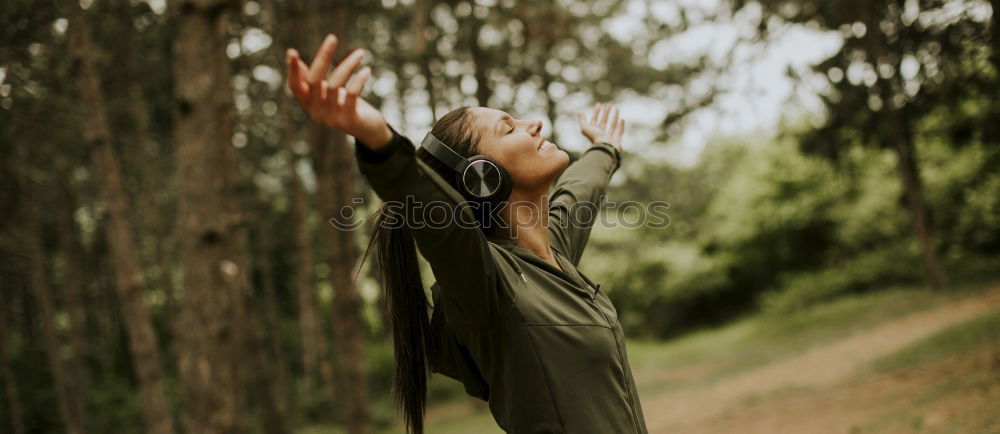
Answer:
[{"left": 578, "top": 102, "right": 625, "bottom": 153}]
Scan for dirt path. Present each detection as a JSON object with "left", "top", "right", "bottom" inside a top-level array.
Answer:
[{"left": 642, "top": 288, "right": 1000, "bottom": 433}]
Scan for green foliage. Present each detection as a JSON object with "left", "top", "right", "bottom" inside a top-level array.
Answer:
[
  {"left": 87, "top": 376, "right": 144, "bottom": 434},
  {"left": 10, "top": 342, "right": 65, "bottom": 434},
  {"left": 760, "top": 241, "right": 921, "bottom": 313},
  {"left": 588, "top": 117, "right": 1000, "bottom": 337}
]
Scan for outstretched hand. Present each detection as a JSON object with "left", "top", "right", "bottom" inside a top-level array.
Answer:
[
  {"left": 577, "top": 103, "right": 625, "bottom": 153},
  {"left": 285, "top": 33, "right": 392, "bottom": 149}
]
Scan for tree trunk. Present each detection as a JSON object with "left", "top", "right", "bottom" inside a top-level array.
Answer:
[
  {"left": 243, "top": 228, "right": 291, "bottom": 434},
  {"left": 25, "top": 210, "right": 86, "bottom": 434},
  {"left": 859, "top": 1, "right": 948, "bottom": 290},
  {"left": 470, "top": 19, "right": 492, "bottom": 107},
  {"left": 992, "top": 0, "right": 1000, "bottom": 74},
  {"left": 281, "top": 0, "right": 340, "bottom": 410},
  {"left": 297, "top": 1, "right": 371, "bottom": 431},
  {"left": 172, "top": 0, "right": 254, "bottom": 431},
  {"left": 246, "top": 281, "right": 291, "bottom": 434},
  {"left": 989, "top": 0, "right": 1000, "bottom": 143},
  {"left": 888, "top": 112, "right": 948, "bottom": 290},
  {"left": 412, "top": 0, "right": 438, "bottom": 119},
  {"left": 0, "top": 286, "right": 25, "bottom": 434},
  {"left": 55, "top": 163, "right": 91, "bottom": 416},
  {"left": 67, "top": 4, "right": 177, "bottom": 434},
  {"left": 541, "top": 72, "right": 559, "bottom": 145},
  {"left": 311, "top": 124, "right": 371, "bottom": 433},
  {"left": 290, "top": 145, "right": 324, "bottom": 387}
]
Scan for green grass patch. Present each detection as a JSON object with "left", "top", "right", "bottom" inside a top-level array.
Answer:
[
  {"left": 872, "top": 310, "right": 1000, "bottom": 372},
  {"left": 626, "top": 284, "right": 976, "bottom": 395}
]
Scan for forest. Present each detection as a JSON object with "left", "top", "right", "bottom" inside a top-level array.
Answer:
[{"left": 1, "top": 0, "right": 999, "bottom": 432}]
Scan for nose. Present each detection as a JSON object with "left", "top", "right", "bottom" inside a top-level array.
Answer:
[{"left": 528, "top": 120, "right": 542, "bottom": 136}]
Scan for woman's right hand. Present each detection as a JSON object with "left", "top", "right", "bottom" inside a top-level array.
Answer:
[{"left": 286, "top": 33, "right": 392, "bottom": 149}]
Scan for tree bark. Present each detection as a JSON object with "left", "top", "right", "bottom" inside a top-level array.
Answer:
[
  {"left": 0, "top": 286, "right": 25, "bottom": 434},
  {"left": 311, "top": 123, "right": 371, "bottom": 433},
  {"left": 288, "top": 133, "right": 325, "bottom": 390},
  {"left": 55, "top": 163, "right": 91, "bottom": 418},
  {"left": 24, "top": 209, "right": 86, "bottom": 434},
  {"left": 66, "top": 4, "right": 176, "bottom": 434},
  {"left": 241, "top": 225, "right": 291, "bottom": 434},
  {"left": 992, "top": 0, "right": 1000, "bottom": 74},
  {"left": 888, "top": 111, "right": 948, "bottom": 290},
  {"left": 172, "top": 0, "right": 255, "bottom": 431},
  {"left": 989, "top": 0, "right": 1000, "bottom": 143},
  {"left": 470, "top": 18, "right": 492, "bottom": 107},
  {"left": 246, "top": 267, "right": 291, "bottom": 434},
  {"left": 541, "top": 72, "right": 559, "bottom": 145},
  {"left": 281, "top": 0, "right": 341, "bottom": 410},
  {"left": 859, "top": 0, "right": 948, "bottom": 290},
  {"left": 297, "top": 1, "right": 371, "bottom": 431},
  {"left": 412, "top": 0, "right": 439, "bottom": 119}
]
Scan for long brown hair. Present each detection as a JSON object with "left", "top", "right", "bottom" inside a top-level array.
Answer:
[{"left": 370, "top": 107, "right": 485, "bottom": 434}]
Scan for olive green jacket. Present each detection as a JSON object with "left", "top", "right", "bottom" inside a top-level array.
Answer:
[{"left": 355, "top": 128, "right": 648, "bottom": 434}]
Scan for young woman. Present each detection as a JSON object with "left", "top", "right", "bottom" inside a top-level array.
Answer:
[{"left": 285, "top": 33, "right": 648, "bottom": 434}]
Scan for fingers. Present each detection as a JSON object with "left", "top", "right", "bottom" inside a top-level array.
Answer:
[
  {"left": 596, "top": 103, "right": 611, "bottom": 128},
  {"left": 305, "top": 35, "right": 338, "bottom": 110},
  {"left": 286, "top": 49, "right": 310, "bottom": 106},
  {"left": 342, "top": 66, "right": 371, "bottom": 112},
  {"left": 590, "top": 103, "right": 601, "bottom": 123},
  {"left": 307, "top": 34, "right": 339, "bottom": 83},
  {"left": 328, "top": 48, "right": 366, "bottom": 88},
  {"left": 608, "top": 106, "right": 619, "bottom": 132},
  {"left": 615, "top": 118, "right": 625, "bottom": 139},
  {"left": 345, "top": 66, "right": 371, "bottom": 95}
]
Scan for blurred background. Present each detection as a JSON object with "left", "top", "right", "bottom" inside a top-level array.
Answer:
[{"left": 1, "top": 0, "right": 999, "bottom": 432}]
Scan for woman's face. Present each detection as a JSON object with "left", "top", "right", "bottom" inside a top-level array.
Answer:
[{"left": 469, "top": 107, "right": 570, "bottom": 193}]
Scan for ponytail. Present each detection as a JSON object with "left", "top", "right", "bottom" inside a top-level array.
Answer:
[
  {"left": 371, "top": 203, "right": 433, "bottom": 434},
  {"left": 370, "top": 106, "right": 486, "bottom": 433}
]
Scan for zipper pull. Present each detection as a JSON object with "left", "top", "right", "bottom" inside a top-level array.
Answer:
[{"left": 519, "top": 272, "right": 526, "bottom": 284}]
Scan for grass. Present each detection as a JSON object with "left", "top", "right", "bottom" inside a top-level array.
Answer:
[
  {"left": 855, "top": 310, "right": 1000, "bottom": 433},
  {"left": 871, "top": 309, "right": 1000, "bottom": 372},
  {"left": 626, "top": 285, "right": 950, "bottom": 395}
]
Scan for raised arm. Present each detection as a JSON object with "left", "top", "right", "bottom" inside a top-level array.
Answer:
[
  {"left": 286, "top": 34, "right": 510, "bottom": 331},
  {"left": 548, "top": 103, "right": 625, "bottom": 266},
  {"left": 354, "top": 129, "right": 510, "bottom": 330}
]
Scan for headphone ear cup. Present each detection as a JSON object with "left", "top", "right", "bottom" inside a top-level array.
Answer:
[{"left": 458, "top": 155, "right": 512, "bottom": 202}]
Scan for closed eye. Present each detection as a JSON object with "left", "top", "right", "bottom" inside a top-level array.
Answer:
[{"left": 507, "top": 126, "right": 515, "bottom": 135}]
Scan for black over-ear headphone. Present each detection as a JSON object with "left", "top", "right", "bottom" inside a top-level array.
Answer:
[{"left": 420, "top": 132, "right": 513, "bottom": 203}]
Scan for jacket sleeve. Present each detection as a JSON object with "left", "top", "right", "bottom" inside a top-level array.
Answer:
[
  {"left": 355, "top": 127, "right": 510, "bottom": 331},
  {"left": 547, "top": 141, "right": 621, "bottom": 266}
]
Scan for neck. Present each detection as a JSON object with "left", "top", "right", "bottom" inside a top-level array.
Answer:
[{"left": 498, "top": 185, "right": 560, "bottom": 271}]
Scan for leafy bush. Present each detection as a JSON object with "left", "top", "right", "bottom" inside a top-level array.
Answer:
[
  {"left": 592, "top": 126, "right": 1000, "bottom": 337},
  {"left": 760, "top": 241, "right": 922, "bottom": 313}
]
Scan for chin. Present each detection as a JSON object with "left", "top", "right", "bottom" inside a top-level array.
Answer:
[{"left": 555, "top": 149, "right": 570, "bottom": 166}]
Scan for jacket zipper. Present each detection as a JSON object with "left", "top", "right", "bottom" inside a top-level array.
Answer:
[
  {"left": 587, "top": 283, "right": 642, "bottom": 433},
  {"left": 499, "top": 245, "right": 642, "bottom": 432}
]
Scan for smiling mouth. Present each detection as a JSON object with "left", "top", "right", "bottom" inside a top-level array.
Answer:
[{"left": 537, "top": 138, "right": 554, "bottom": 152}]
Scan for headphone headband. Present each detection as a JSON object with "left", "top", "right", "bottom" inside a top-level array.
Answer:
[{"left": 420, "top": 133, "right": 469, "bottom": 173}]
